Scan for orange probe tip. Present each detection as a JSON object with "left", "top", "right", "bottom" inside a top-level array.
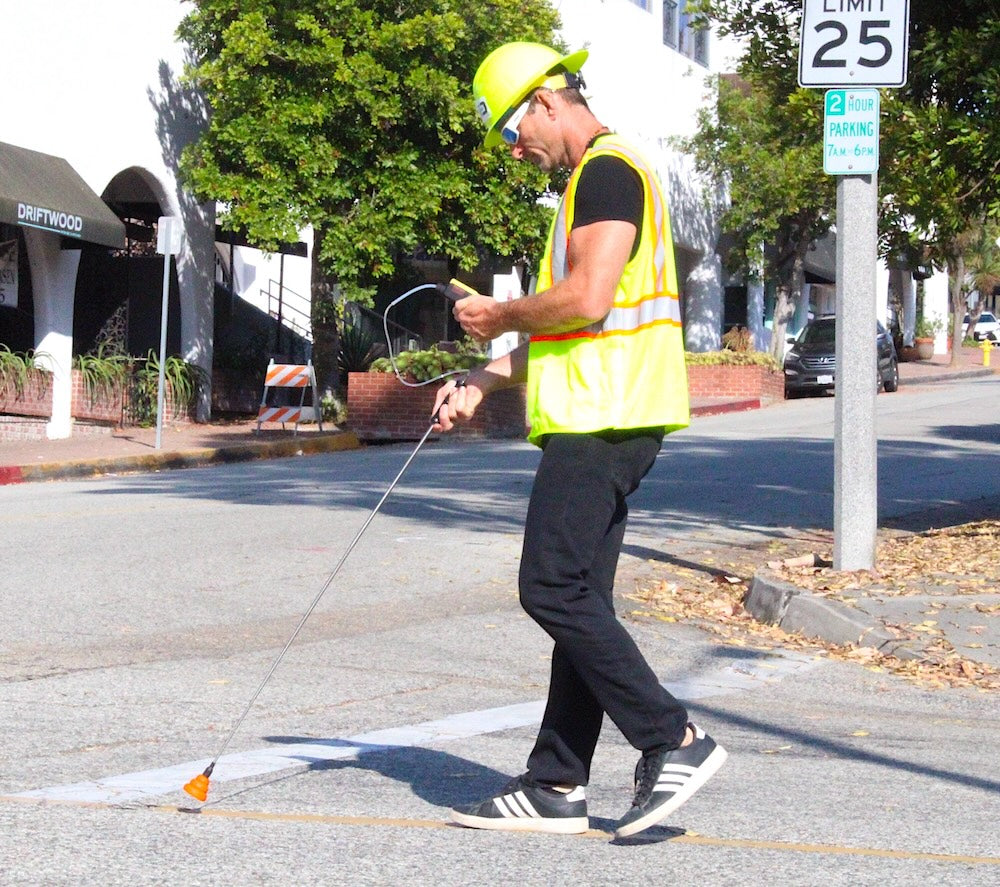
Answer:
[{"left": 183, "top": 774, "right": 210, "bottom": 802}]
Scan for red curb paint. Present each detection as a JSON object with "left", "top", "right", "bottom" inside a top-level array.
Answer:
[{"left": 0, "top": 466, "right": 25, "bottom": 485}]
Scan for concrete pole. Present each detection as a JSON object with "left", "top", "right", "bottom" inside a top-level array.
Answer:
[
  {"left": 24, "top": 229, "right": 80, "bottom": 440},
  {"left": 834, "top": 173, "right": 879, "bottom": 570}
]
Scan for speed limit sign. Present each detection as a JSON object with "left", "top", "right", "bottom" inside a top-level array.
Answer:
[{"left": 799, "top": 0, "right": 909, "bottom": 88}]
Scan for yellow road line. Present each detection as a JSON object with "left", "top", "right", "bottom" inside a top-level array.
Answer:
[
  {"left": 151, "top": 805, "right": 1000, "bottom": 865},
  {"left": 6, "top": 795, "right": 996, "bottom": 865}
]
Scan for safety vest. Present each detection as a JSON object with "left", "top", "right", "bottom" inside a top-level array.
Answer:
[{"left": 526, "top": 134, "right": 689, "bottom": 444}]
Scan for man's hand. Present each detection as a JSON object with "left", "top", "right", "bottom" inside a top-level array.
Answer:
[
  {"left": 453, "top": 294, "right": 506, "bottom": 343},
  {"left": 432, "top": 377, "right": 484, "bottom": 432}
]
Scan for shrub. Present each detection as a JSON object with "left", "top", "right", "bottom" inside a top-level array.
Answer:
[
  {"left": 914, "top": 315, "right": 945, "bottom": 338},
  {"left": 129, "top": 351, "right": 207, "bottom": 426},
  {"left": 338, "top": 322, "right": 385, "bottom": 383},
  {"left": 0, "top": 345, "right": 46, "bottom": 397},
  {"left": 721, "top": 325, "right": 753, "bottom": 353},
  {"left": 685, "top": 350, "right": 780, "bottom": 370},
  {"left": 369, "top": 338, "right": 488, "bottom": 382},
  {"left": 73, "top": 343, "right": 130, "bottom": 404}
]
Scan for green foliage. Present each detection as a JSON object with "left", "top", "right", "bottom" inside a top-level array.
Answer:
[
  {"left": 683, "top": 62, "right": 835, "bottom": 276},
  {"left": 369, "top": 337, "right": 488, "bottom": 382},
  {"left": 337, "top": 322, "right": 384, "bottom": 382},
  {"left": 681, "top": 71, "right": 834, "bottom": 358},
  {"left": 0, "top": 345, "right": 47, "bottom": 397},
  {"left": 914, "top": 315, "right": 945, "bottom": 338},
  {"left": 685, "top": 350, "right": 779, "bottom": 370},
  {"left": 129, "top": 351, "right": 207, "bottom": 427},
  {"left": 73, "top": 344, "right": 130, "bottom": 405},
  {"left": 959, "top": 218, "right": 1000, "bottom": 300},
  {"left": 177, "top": 0, "right": 563, "bottom": 314},
  {"left": 320, "top": 392, "right": 347, "bottom": 425},
  {"left": 693, "top": 1, "right": 1000, "bottom": 271}
]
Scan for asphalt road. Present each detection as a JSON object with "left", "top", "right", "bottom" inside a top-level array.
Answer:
[{"left": 1, "top": 375, "right": 998, "bottom": 885}]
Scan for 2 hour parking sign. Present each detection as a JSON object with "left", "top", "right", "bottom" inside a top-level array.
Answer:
[
  {"left": 799, "top": 0, "right": 909, "bottom": 88},
  {"left": 823, "top": 89, "right": 880, "bottom": 174}
]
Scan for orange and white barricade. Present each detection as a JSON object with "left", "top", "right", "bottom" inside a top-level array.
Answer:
[{"left": 256, "top": 359, "right": 323, "bottom": 434}]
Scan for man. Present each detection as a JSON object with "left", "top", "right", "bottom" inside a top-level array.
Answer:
[{"left": 432, "top": 42, "right": 726, "bottom": 840}]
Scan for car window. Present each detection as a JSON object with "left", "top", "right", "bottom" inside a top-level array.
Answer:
[{"left": 799, "top": 321, "right": 836, "bottom": 344}]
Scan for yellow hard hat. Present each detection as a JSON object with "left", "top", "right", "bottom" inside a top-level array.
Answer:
[{"left": 473, "top": 42, "right": 589, "bottom": 148}]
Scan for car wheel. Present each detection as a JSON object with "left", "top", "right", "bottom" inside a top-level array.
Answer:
[{"left": 883, "top": 358, "right": 899, "bottom": 393}]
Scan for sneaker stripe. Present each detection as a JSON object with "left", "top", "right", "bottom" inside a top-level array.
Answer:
[
  {"left": 513, "top": 790, "right": 540, "bottom": 818},
  {"left": 493, "top": 790, "right": 540, "bottom": 819},
  {"left": 494, "top": 795, "right": 520, "bottom": 818},
  {"left": 658, "top": 764, "right": 699, "bottom": 776}
]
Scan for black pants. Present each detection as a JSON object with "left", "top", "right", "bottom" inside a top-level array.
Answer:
[{"left": 520, "top": 429, "right": 689, "bottom": 788}]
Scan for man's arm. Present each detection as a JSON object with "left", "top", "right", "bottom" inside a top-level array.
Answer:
[{"left": 452, "top": 218, "right": 636, "bottom": 342}]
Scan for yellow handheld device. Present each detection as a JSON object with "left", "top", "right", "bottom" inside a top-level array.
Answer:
[{"left": 440, "top": 278, "right": 479, "bottom": 301}]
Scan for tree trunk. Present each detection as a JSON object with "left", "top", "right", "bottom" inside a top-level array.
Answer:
[
  {"left": 310, "top": 228, "right": 342, "bottom": 396},
  {"left": 947, "top": 253, "right": 966, "bottom": 366},
  {"left": 768, "top": 246, "right": 807, "bottom": 363},
  {"left": 769, "top": 284, "right": 795, "bottom": 363}
]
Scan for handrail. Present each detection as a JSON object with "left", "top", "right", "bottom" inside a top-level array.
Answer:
[
  {"left": 345, "top": 301, "right": 423, "bottom": 355},
  {"left": 264, "top": 279, "right": 311, "bottom": 338}
]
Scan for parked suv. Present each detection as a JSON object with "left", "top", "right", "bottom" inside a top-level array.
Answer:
[
  {"left": 962, "top": 311, "right": 999, "bottom": 342},
  {"left": 783, "top": 316, "right": 899, "bottom": 397}
]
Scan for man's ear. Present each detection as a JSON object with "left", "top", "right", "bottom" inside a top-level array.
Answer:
[{"left": 532, "top": 89, "right": 560, "bottom": 119}]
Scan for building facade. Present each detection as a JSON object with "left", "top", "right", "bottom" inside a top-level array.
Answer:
[{"left": 2, "top": 1, "right": 215, "bottom": 435}]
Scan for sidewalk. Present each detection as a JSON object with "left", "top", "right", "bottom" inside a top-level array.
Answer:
[{"left": 0, "top": 421, "right": 362, "bottom": 485}]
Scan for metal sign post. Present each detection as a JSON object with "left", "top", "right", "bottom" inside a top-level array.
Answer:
[
  {"left": 154, "top": 216, "right": 183, "bottom": 450},
  {"left": 799, "top": 1, "right": 909, "bottom": 570}
]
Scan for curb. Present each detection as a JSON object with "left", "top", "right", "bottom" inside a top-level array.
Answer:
[
  {"left": 898, "top": 367, "right": 994, "bottom": 386},
  {"left": 691, "top": 398, "right": 762, "bottom": 417},
  {"left": 745, "top": 569, "right": 923, "bottom": 660},
  {"left": 1, "top": 431, "right": 363, "bottom": 485}
]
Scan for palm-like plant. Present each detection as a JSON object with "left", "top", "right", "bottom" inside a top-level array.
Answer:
[{"left": 962, "top": 219, "right": 1000, "bottom": 333}]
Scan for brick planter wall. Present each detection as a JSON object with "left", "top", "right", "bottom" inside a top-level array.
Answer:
[
  {"left": 0, "top": 369, "right": 194, "bottom": 427},
  {"left": 348, "top": 363, "right": 783, "bottom": 442},
  {"left": 0, "top": 371, "right": 53, "bottom": 419},
  {"left": 686, "top": 363, "right": 785, "bottom": 404},
  {"left": 72, "top": 374, "right": 126, "bottom": 423},
  {"left": 347, "top": 372, "right": 528, "bottom": 441}
]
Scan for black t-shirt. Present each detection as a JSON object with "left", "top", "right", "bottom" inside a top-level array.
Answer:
[{"left": 571, "top": 153, "right": 644, "bottom": 259}]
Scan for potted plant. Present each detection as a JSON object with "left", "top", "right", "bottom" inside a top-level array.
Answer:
[{"left": 913, "top": 315, "right": 944, "bottom": 360}]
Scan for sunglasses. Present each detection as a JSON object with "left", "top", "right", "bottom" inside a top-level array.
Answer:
[{"left": 500, "top": 100, "right": 531, "bottom": 146}]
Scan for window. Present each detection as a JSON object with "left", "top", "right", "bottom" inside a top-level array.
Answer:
[
  {"left": 677, "top": 1, "right": 710, "bottom": 67},
  {"left": 662, "top": 0, "right": 679, "bottom": 47}
]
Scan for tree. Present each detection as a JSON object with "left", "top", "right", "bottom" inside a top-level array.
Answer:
[
  {"left": 691, "top": 1, "right": 1000, "bottom": 364},
  {"left": 955, "top": 219, "right": 1000, "bottom": 336},
  {"left": 879, "top": 8, "right": 1000, "bottom": 362},
  {"left": 177, "top": 0, "right": 562, "bottom": 392},
  {"left": 684, "top": 73, "right": 834, "bottom": 361}
]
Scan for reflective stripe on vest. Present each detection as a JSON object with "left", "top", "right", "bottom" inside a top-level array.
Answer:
[{"left": 526, "top": 134, "right": 689, "bottom": 444}]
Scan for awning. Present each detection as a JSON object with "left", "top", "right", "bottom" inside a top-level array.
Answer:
[{"left": 0, "top": 141, "right": 126, "bottom": 249}]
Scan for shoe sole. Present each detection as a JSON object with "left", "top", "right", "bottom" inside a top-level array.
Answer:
[
  {"left": 451, "top": 809, "right": 589, "bottom": 835},
  {"left": 614, "top": 745, "right": 728, "bottom": 839}
]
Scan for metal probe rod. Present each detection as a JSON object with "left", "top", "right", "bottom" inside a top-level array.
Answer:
[{"left": 202, "top": 410, "right": 448, "bottom": 775}]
